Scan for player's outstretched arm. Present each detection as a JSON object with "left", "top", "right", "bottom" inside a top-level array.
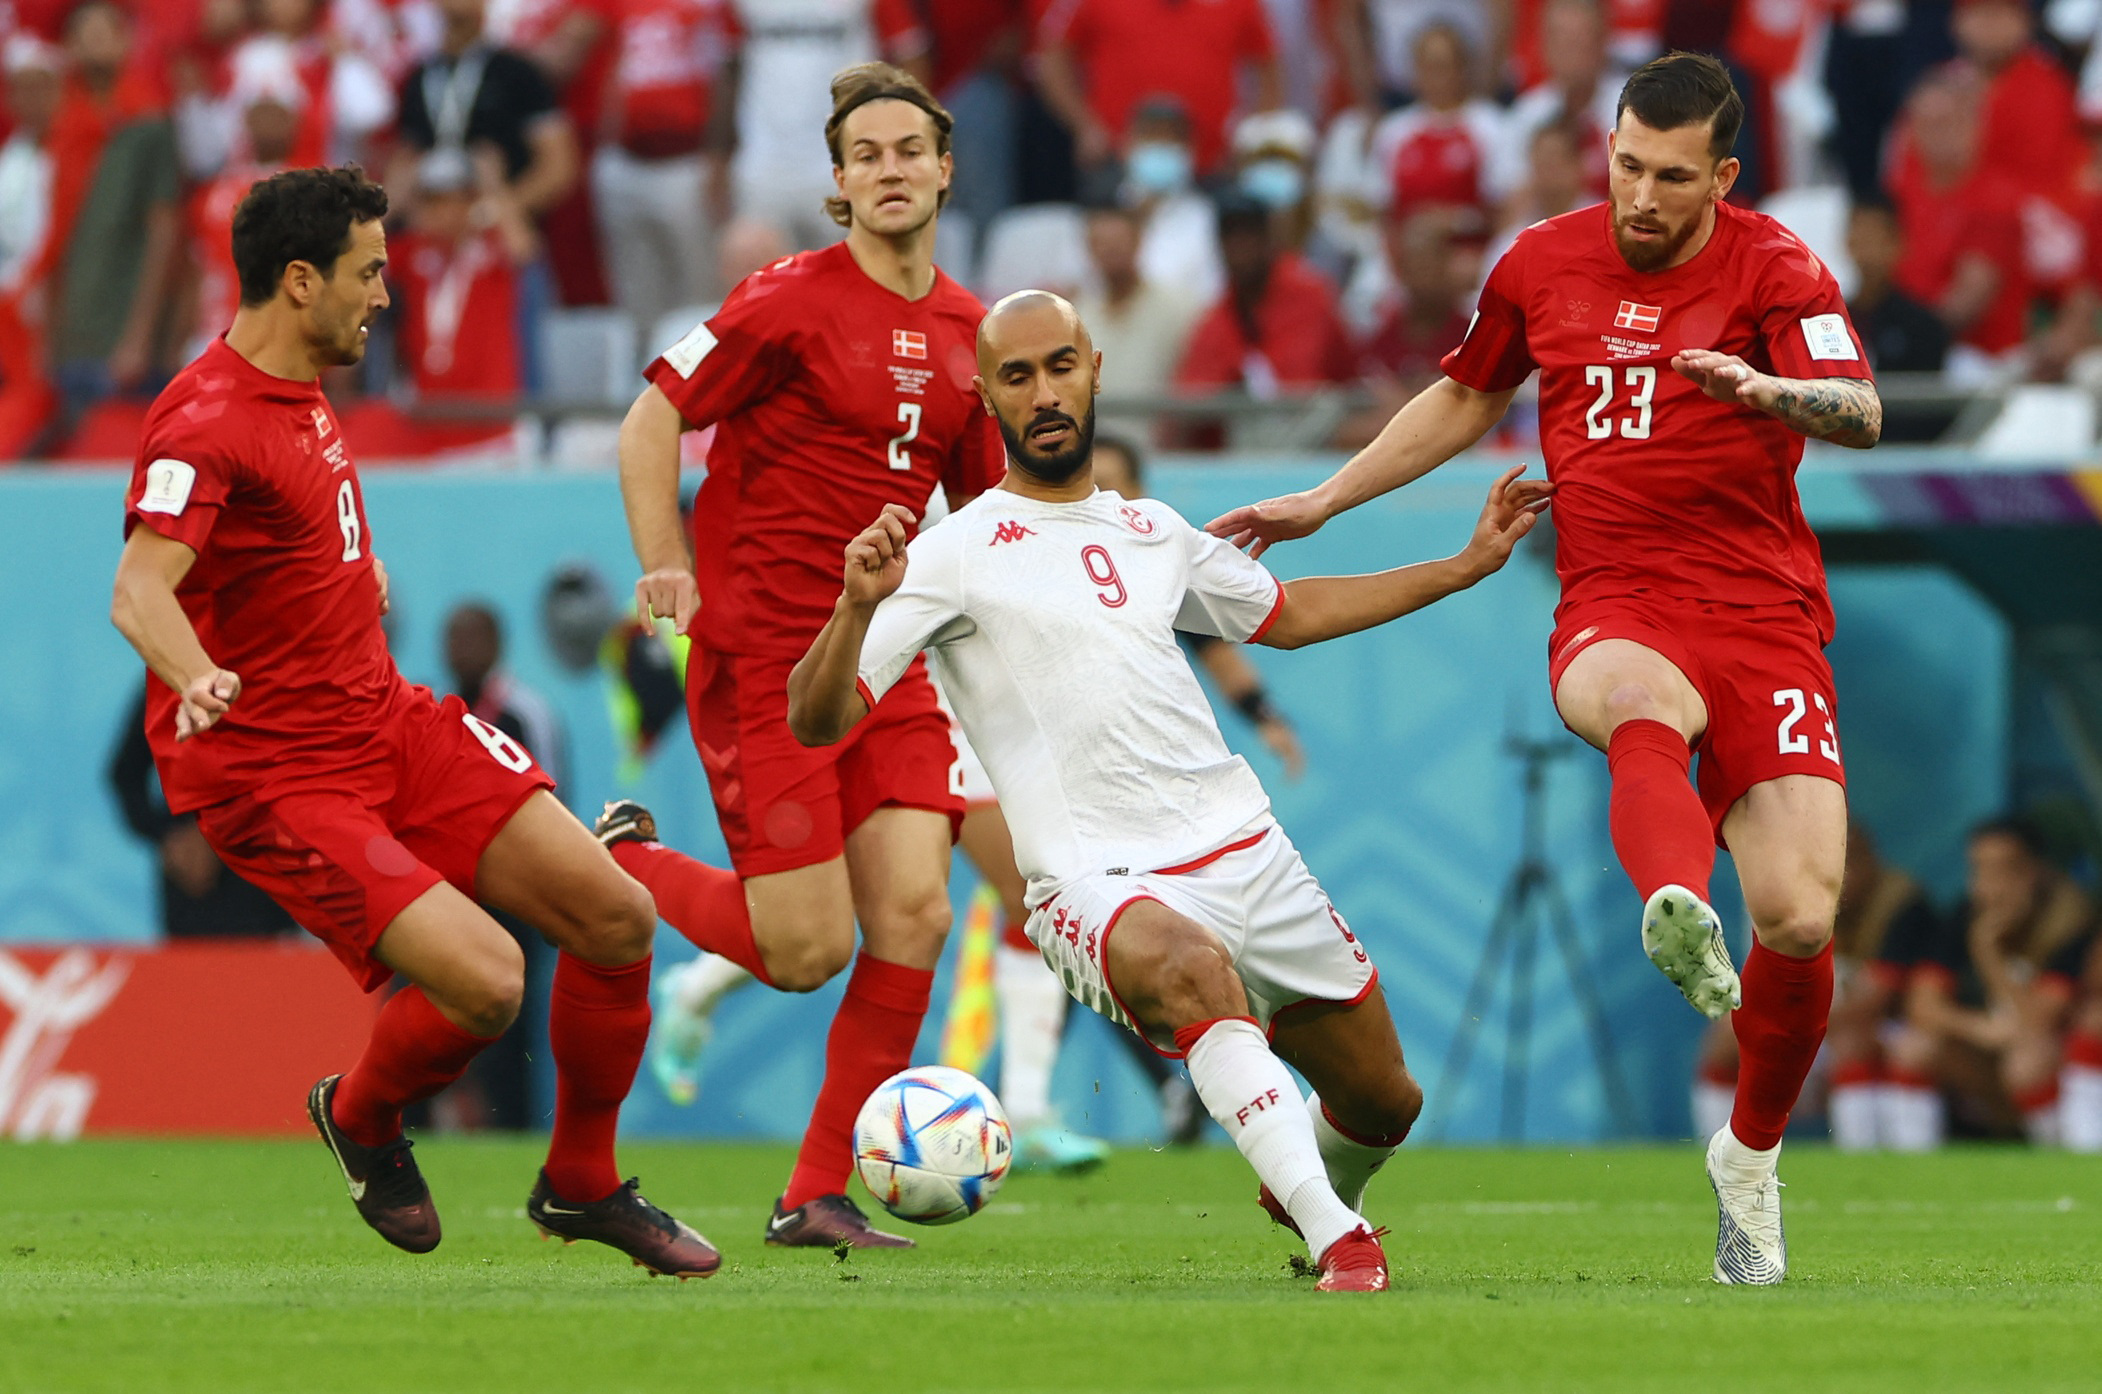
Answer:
[
  {"left": 1671, "top": 350, "right": 1882, "bottom": 449},
  {"left": 1206, "top": 377, "right": 1522, "bottom": 557},
  {"left": 787, "top": 505, "right": 915, "bottom": 747},
  {"left": 618, "top": 384, "right": 702, "bottom": 634},
  {"left": 110, "top": 526, "right": 241, "bottom": 742},
  {"left": 1255, "top": 466, "right": 1546, "bottom": 650}
]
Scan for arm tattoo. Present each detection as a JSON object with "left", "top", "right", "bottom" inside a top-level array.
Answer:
[{"left": 1764, "top": 376, "right": 1882, "bottom": 449}]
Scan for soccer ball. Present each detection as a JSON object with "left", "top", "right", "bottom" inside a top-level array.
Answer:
[{"left": 853, "top": 1066, "right": 1013, "bottom": 1225}]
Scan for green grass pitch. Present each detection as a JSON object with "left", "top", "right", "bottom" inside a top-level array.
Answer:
[{"left": 1, "top": 1139, "right": 2095, "bottom": 1393}]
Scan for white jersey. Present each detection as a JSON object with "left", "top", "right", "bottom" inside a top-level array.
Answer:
[{"left": 857, "top": 487, "right": 1284, "bottom": 903}]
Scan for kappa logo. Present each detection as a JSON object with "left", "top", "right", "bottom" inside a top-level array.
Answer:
[
  {"left": 1118, "top": 504, "right": 1156, "bottom": 536},
  {"left": 989, "top": 521, "right": 1036, "bottom": 546},
  {"left": 892, "top": 329, "right": 928, "bottom": 360},
  {"left": 1614, "top": 300, "right": 1662, "bottom": 332}
]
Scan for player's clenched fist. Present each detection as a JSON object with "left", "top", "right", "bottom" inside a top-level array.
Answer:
[
  {"left": 1459, "top": 465, "right": 1552, "bottom": 580},
  {"left": 842, "top": 504, "right": 916, "bottom": 608},
  {"left": 176, "top": 668, "right": 241, "bottom": 742},
  {"left": 637, "top": 567, "right": 701, "bottom": 635}
]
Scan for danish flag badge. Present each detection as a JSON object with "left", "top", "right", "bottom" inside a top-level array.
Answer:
[
  {"left": 892, "top": 329, "right": 928, "bottom": 359},
  {"left": 1613, "top": 300, "right": 1662, "bottom": 332}
]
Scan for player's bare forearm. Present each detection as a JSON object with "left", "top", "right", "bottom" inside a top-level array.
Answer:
[
  {"left": 1762, "top": 376, "right": 1882, "bottom": 449},
  {"left": 787, "top": 598, "right": 876, "bottom": 746},
  {"left": 1258, "top": 557, "right": 1479, "bottom": 650},
  {"left": 111, "top": 530, "right": 214, "bottom": 691},
  {"left": 1319, "top": 378, "right": 1516, "bottom": 512},
  {"left": 617, "top": 386, "right": 691, "bottom": 574}
]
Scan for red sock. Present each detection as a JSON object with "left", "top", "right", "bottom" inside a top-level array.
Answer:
[
  {"left": 1001, "top": 922, "right": 1034, "bottom": 953},
  {"left": 781, "top": 953, "right": 933, "bottom": 1210},
  {"left": 2067, "top": 1032, "right": 2102, "bottom": 1069},
  {"left": 1606, "top": 719, "right": 1714, "bottom": 902},
  {"left": 544, "top": 953, "right": 652, "bottom": 1203},
  {"left": 1729, "top": 940, "right": 1834, "bottom": 1149},
  {"left": 333, "top": 987, "right": 497, "bottom": 1147},
  {"left": 610, "top": 840, "right": 772, "bottom": 985}
]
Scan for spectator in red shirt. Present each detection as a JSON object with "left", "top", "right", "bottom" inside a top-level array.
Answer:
[
  {"left": 1035, "top": 0, "right": 1281, "bottom": 176},
  {"left": 1173, "top": 193, "right": 1352, "bottom": 445},
  {"left": 1505, "top": 0, "right": 1619, "bottom": 200},
  {"left": 1951, "top": 0, "right": 2080, "bottom": 200},
  {"left": 184, "top": 55, "right": 303, "bottom": 358},
  {"left": 1340, "top": 210, "right": 1469, "bottom": 445},
  {"left": 1364, "top": 21, "right": 1511, "bottom": 242},
  {"left": 590, "top": 0, "right": 732, "bottom": 322},
  {"left": 1887, "top": 69, "right": 2030, "bottom": 371}
]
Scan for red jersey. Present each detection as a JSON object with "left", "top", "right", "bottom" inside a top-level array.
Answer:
[
  {"left": 603, "top": 0, "right": 731, "bottom": 152},
  {"left": 1175, "top": 253, "right": 1354, "bottom": 392},
  {"left": 1442, "top": 201, "right": 1871, "bottom": 637},
  {"left": 643, "top": 243, "right": 1005, "bottom": 658},
  {"left": 391, "top": 229, "right": 524, "bottom": 398},
  {"left": 123, "top": 338, "right": 397, "bottom": 812},
  {"left": 1886, "top": 153, "right": 2027, "bottom": 355}
]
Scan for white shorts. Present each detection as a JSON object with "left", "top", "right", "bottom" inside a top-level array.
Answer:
[{"left": 1024, "top": 821, "right": 1377, "bottom": 1057}]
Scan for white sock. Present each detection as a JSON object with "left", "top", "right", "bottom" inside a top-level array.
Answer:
[
  {"left": 1879, "top": 1083, "right": 1944, "bottom": 1151},
  {"left": 1714, "top": 1125, "right": 1781, "bottom": 1179},
  {"left": 1307, "top": 1093, "right": 1396, "bottom": 1213},
  {"left": 2061, "top": 1065, "right": 2102, "bottom": 1153},
  {"left": 673, "top": 952, "right": 755, "bottom": 1017},
  {"left": 1185, "top": 1018, "right": 1360, "bottom": 1261},
  {"left": 995, "top": 944, "right": 1067, "bottom": 1130},
  {"left": 1828, "top": 1083, "right": 1882, "bottom": 1151},
  {"left": 1691, "top": 1080, "right": 1735, "bottom": 1142}
]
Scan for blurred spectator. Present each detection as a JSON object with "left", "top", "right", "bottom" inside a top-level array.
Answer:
[
  {"left": 1886, "top": 70, "right": 2029, "bottom": 378},
  {"left": 1035, "top": 0, "right": 1281, "bottom": 177},
  {"left": 107, "top": 685, "right": 294, "bottom": 940},
  {"left": 893, "top": 0, "right": 1026, "bottom": 227},
  {"left": 168, "top": 0, "right": 251, "bottom": 178},
  {"left": 393, "top": 147, "right": 538, "bottom": 405},
  {"left": 1230, "top": 108, "right": 1341, "bottom": 280},
  {"left": 1823, "top": 0, "right": 1955, "bottom": 201},
  {"left": 1844, "top": 195, "right": 1949, "bottom": 375},
  {"left": 591, "top": 0, "right": 733, "bottom": 320},
  {"left": 1116, "top": 96, "right": 1224, "bottom": 307},
  {"left": 183, "top": 55, "right": 305, "bottom": 359},
  {"left": 1364, "top": 22, "right": 1511, "bottom": 242},
  {"left": 1174, "top": 193, "right": 1353, "bottom": 440},
  {"left": 504, "top": 0, "right": 619, "bottom": 306},
  {"left": 1339, "top": 210, "right": 1470, "bottom": 445},
  {"left": 1690, "top": 823, "right": 1944, "bottom": 1148},
  {"left": 2063, "top": 939, "right": 2102, "bottom": 1152},
  {"left": 43, "top": 1, "right": 181, "bottom": 436},
  {"left": 1478, "top": 113, "right": 1587, "bottom": 278},
  {"left": 392, "top": 0, "right": 581, "bottom": 217},
  {"left": 720, "top": 0, "right": 922, "bottom": 252},
  {"left": 1073, "top": 202, "right": 1202, "bottom": 441},
  {"left": 1952, "top": 0, "right": 2080, "bottom": 198},
  {"left": 0, "top": 37, "right": 60, "bottom": 457},
  {"left": 716, "top": 213, "right": 790, "bottom": 289},
  {"left": 1891, "top": 818, "right": 2096, "bottom": 1146},
  {"left": 225, "top": 0, "right": 395, "bottom": 168},
  {"left": 1328, "top": 0, "right": 1496, "bottom": 110},
  {"left": 1508, "top": 0, "right": 1660, "bottom": 91},
  {"left": 1505, "top": 0, "right": 1621, "bottom": 199}
]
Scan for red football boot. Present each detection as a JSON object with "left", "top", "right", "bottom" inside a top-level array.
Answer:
[
  {"left": 1315, "top": 1226, "right": 1390, "bottom": 1293},
  {"left": 1257, "top": 1184, "right": 1302, "bottom": 1238}
]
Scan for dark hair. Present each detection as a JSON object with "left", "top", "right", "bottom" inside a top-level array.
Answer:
[
  {"left": 1849, "top": 191, "right": 1898, "bottom": 220},
  {"left": 1616, "top": 51, "right": 1743, "bottom": 162},
  {"left": 1093, "top": 433, "right": 1144, "bottom": 488},
  {"left": 232, "top": 165, "right": 389, "bottom": 308},
  {"left": 1970, "top": 816, "right": 2049, "bottom": 859},
  {"left": 823, "top": 62, "right": 953, "bottom": 228}
]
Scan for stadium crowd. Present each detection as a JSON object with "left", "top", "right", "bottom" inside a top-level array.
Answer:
[{"left": 5, "top": 0, "right": 2102, "bottom": 458}]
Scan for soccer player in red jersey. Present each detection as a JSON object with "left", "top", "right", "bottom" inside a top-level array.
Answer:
[
  {"left": 1209, "top": 53, "right": 1882, "bottom": 1285},
  {"left": 109, "top": 167, "right": 718, "bottom": 1278},
  {"left": 604, "top": 62, "right": 1005, "bottom": 1249}
]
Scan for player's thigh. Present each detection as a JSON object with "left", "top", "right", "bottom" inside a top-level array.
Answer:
[
  {"left": 1553, "top": 636, "right": 1708, "bottom": 749},
  {"left": 1100, "top": 896, "right": 1249, "bottom": 1035},
  {"left": 742, "top": 857, "right": 858, "bottom": 991},
  {"left": 372, "top": 880, "right": 528, "bottom": 1037},
  {"left": 843, "top": 806, "right": 956, "bottom": 970},
  {"left": 1721, "top": 774, "right": 1847, "bottom": 955},
  {"left": 474, "top": 789, "right": 655, "bottom": 966},
  {"left": 1268, "top": 982, "right": 1418, "bottom": 1139},
  {"left": 957, "top": 802, "right": 1028, "bottom": 928}
]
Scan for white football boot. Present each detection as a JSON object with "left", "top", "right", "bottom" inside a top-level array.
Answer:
[
  {"left": 1642, "top": 885, "right": 1742, "bottom": 1019},
  {"left": 1706, "top": 1127, "right": 1786, "bottom": 1285}
]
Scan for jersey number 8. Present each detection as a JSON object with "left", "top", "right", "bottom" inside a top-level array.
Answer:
[
  {"left": 1583, "top": 365, "right": 1656, "bottom": 440},
  {"left": 336, "top": 479, "right": 362, "bottom": 561}
]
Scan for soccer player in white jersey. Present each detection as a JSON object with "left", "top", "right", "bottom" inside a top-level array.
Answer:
[{"left": 785, "top": 292, "right": 1546, "bottom": 1291}]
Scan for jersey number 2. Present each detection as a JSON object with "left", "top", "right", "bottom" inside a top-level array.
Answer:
[
  {"left": 887, "top": 402, "right": 922, "bottom": 470},
  {"left": 1584, "top": 365, "right": 1655, "bottom": 440},
  {"left": 336, "top": 479, "right": 362, "bottom": 561}
]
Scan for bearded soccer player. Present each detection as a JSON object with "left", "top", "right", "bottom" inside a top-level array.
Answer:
[
  {"left": 603, "top": 62, "right": 1005, "bottom": 1249},
  {"left": 1209, "top": 52, "right": 1882, "bottom": 1285},
  {"left": 110, "top": 167, "right": 718, "bottom": 1278},
  {"left": 787, "top": 291, "right": 1544, "bottom": 1291}
]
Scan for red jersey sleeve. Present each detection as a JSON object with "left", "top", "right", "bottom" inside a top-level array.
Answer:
[
  {"left": 942, "top": 409, "right": 1006, "bottom": 502},
  {"left": 1235, "top": 0, "right": 1275, "bottom": 60},
  {"left": 125, "top": 419, "right": 240, "bottom": 554},
  {"left": 643, "top": 272, "right": 801, "bottom": 429},
  {"left": 1441, "top": 241, "right": 1535, "bottom": 392},
  {"left": 1754, "top": 236, "right": 1872, "bottom": 382}
]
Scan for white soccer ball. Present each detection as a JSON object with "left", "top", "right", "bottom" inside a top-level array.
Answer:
[{"left": 853, "top": 1065, "right": 1013, "bottom": 1225}]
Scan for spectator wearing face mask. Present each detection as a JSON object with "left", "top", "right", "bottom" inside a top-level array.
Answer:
[
  {"left": 1229, "top": 108, "right": 1344, "bottom": 286},
  {"left": 1114, "top": 94, "right": 1224, "bottom": 308},
  {"left": 1074, "top": 201, "right": 1202, "bottom": 444}
]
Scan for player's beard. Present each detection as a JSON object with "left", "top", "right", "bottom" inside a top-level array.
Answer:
[
  {"left": 1611, "top": 206, "right": 1697, "bottom": 273},
  {"left": 1000, "top": 402, "right": 1096, "bottom": 486}
]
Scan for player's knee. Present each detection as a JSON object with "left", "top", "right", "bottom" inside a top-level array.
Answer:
[
  {"left": 1151, "top": 937, "right": 1246, "bottom": 1026},
  {"left": 1750, "top": 910, "right": 1832, "bottom": 959},
  {"left": 1602, "top": 680, "right": 1675, "bottom": 731},
  {"left": 452, "top": 961, "right": 525, "bottom": 1037},
  {"left": 564, "top": 875, "right": 658, "bottom": 966},
  {"left": 766, "top": 935, "right": 856, "bottom": 993},
  {"left": 860, "top": 885, "right": 952, "bottom": 967},
  {"left": 1327, "top": 1070, "right": 1423, "bottom": 1143}
]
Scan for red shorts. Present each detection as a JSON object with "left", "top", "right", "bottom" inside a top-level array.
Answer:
[
  {"left": 686, "top": 647, "right": 963, "bottom": 877},
  {"left": 194, "top": 684, "right": 555, "bottom": 991},
  {"left": 1548, "top": 595, "right": 1846, "bottom": 843}
]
